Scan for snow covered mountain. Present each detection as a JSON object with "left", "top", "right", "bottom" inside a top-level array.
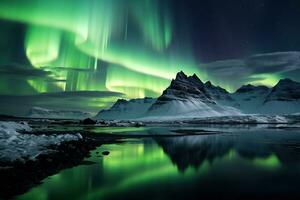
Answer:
[
  {"left": 264, "top": 78, "right": 300, "bottom": 102},
  {"left": 226, "top": 78, "right": 300, "bottom": 114},
  {"left": 95, "top": 71, "right": 300, "bottom": 120},
  {"left": 230, "top": 84, "right": 271, "bottom": 113},
  {"left": 146, "top": 71, "right": 241, "bottom": 118},
  {"left": 204, "top": 81, "right": 233, "bottom": 102},
  {"left": 261, "top": 79, "right": 300, "bottom": 114},
  {"left": 28, "top": 107, "right": 93, "bottom": 119},
  {"left": 96, "top": 71, "right": 241, "bottom": 120},
  {"left": 95, "top": 97, "right": 156, "bottom": 120},
  {"left": 151, "top": 71, "right": 214, "bottom": 104}
]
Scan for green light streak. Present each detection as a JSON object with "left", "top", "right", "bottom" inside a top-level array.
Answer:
[
  {"left": 0, "top": 0, "right": 202, "bottom": 104},
  {"left": 106, "top": 64, "right": 170, "bottom": 98},
  {"left": 77, "top": 40, "right": 200, "bottom": 80},
  {"left": 0, "top": 0, "right": 288, "bottom": 104},
  {"left": 27, "top": 78, "right": 64, "bottom": 93},
  {"left": 249, "top": 73, "right": 282, "bottom": 87},
  {"left": 25, "top": 25, "right": 61, "bottom": 67},
  {"left": 253, "top": 154, "right": 281, "bottom": 169},
  {"left": 131, "top": 0, "right": 173, "bottom": 51}
]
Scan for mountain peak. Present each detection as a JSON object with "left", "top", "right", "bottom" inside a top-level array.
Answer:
[
  {"left": 153, "top": 71, "right": 214, "bottom": 106},
  {"left": 188, "top": 73, "right": 203, "bottom": 84},
  {"left": 235, "top": 84, "right": 269, "bottom": 93},
  {"left": 205, "top": 81, "right": 212, "bottom": 87},
  {"left": 235, "top": 84, "right": 255, "bottom": 93},
  {"left": 273, "top": 78, "right": 300, "bottom": 90},
  {"left": 115, "top": 99, "right": 128, "bottom": 104},
  {"left": 264, "top": 78, "right": 300, "bottom": 102},
  {"left": 175, "top": 71, "right": 188, "bottom": 80},
  {"left": 192, "top": 73, "right": 199, "bottom": 79},
  {"left": 276, "top": 78, "right": 296, "bottom": 85}
]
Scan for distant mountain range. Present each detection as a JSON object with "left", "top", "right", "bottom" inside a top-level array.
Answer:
[
  {"left": 28, "top": 107, "right": 93, "bottom": 119},
  {"left": 95, "top": 71, "right": 300, "bottom": 120}
]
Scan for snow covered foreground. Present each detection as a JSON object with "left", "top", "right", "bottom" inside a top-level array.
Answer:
[{"left": 0, "top": 121, "right": 82, "bottom": 163}]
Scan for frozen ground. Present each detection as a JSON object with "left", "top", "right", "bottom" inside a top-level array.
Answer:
[
  {"left": 136, "top": 113, "right": 300, "bottom": 124},
  {"left": 0, "top": 121, "right": 82, "bottom": 164}
]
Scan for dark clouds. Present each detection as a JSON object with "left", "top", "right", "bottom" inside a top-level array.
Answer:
[
  {"left": 203, "top": 51, "right": 300, "bottom": 88},
  {"left": 203, "top": 59, "right": 249, "bottom": 77},
  {"left": 245, "top": 52, "right": 300, "bottom": 73}
]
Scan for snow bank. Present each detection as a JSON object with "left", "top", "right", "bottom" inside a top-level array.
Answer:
[
  {"left": 180, "top": 114, "right": 290, "bottom": 124},
  {"left": 0, "top": 121, "right": 82, "bottom": 163}
]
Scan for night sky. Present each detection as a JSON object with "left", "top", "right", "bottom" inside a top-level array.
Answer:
[
  {"left": 176, "top": 0, "right": 300, "bottom": 61},
  {"left": 0, "top": 0, "right": 300, "bottom": 116}
]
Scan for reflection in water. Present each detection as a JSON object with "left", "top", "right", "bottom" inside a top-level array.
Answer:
[
  {"left": 17, "top": 127, "right": 300, "bottom": 200},
  {"left": 156, "top": 135, "right": 233, "bottom": 171},
  {"left": 155, "top": 131, "right": 293, "bottom": 171}
]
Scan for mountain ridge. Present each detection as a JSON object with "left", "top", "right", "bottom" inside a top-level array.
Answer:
[{"left": 96, "top": 71, "right": 300, "bottom": 120}]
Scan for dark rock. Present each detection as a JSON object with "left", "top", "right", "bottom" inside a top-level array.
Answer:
[
  {"left": 82, "top": 118, "right": 96, "bottom": 125},
  {"left": 235, "top": 84, "right": 269, "bottom": 94},
  {"left": 0, "top": 139, "right": 99, "bottom": 199},
  {"left": 134, "top": 122, "right": 144, "bottom": 127},
  {"left": 102, "top": 151, "right": 110, "bottom": 156}
]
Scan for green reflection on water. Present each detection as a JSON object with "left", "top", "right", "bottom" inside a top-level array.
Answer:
[
  {"left": 91, "top": 127, "right": 149, "bottom": 134},
  {"left": 253, "top": 154, "right": 281, "bottom": 169},
  {"left": 16, "top": 140, "right": 198, "bottom": 200},
  {"left": 17, "top": 137, "right": 282, "bottom": 200}
]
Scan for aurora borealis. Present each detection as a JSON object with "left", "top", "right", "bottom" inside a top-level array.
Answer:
[{"left": 1, "top": 0, "right": 300, "bottom": 115}]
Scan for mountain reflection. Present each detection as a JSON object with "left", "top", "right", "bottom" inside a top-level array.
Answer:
[
  {"left": 155, "top": 129, "right": 300, "bottom": 171},
  {"left": 16, "top": 127, "right": 300, "bottom": 200}
]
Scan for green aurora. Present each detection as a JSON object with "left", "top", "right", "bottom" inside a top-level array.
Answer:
[
  {"left": 0, "top": 0, "right": 296, "bottom": 114},
  {"left": 0, "top": 0, "right": 201, "bottom": 111}
]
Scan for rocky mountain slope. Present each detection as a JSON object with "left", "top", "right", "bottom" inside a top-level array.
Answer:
[{"left": 146, "top": 71, "right": 241, "bottom": 118}]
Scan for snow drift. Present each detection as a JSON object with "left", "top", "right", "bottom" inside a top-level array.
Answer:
[{"left": 0, "top": 121, "right": 82, "bottom": 163}]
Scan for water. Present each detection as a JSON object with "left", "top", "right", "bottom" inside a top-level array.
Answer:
[{"left": 16, "top": 125, "right": 300, "bottom": 199}]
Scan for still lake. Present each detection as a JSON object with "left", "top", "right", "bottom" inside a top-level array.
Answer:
[{"left": 16, "top": 125, "right": 300, "bottom": 200}]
